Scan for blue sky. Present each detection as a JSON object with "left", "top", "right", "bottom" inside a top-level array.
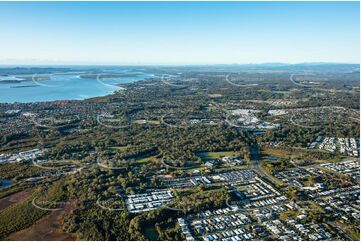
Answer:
[{"left": 0, "top": 1, "right": 359, "bottom": 65}]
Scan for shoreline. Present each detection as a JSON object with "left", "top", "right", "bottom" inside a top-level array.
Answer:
[
  {"left": 0, "top": 77, "right": 151, "bottom": 105},
  {"left": 0, "top": 87, "right": 124, "bottom": 105}
]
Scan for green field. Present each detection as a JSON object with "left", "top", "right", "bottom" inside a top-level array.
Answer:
[
  {"left": 109, "top": 146, "right": 129, "bottom": 151},
  {"left": 134, "top": 156, "right": 158, "bottom": 163}
]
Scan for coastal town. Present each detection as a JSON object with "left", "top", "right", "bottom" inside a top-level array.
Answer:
[
  {"left": 0, "top": 0, "right": 359, "bottom": 241},
  {"left": 0, "top": 64, "right": 359, "bottom": 241}
]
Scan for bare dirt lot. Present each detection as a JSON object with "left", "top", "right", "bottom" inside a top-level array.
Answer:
[
  {"left": 6, "top": 200, "right": 76, "bottom": 241},
  {"left": 0, "top": 190, "right": 32, "bottom": 211}
]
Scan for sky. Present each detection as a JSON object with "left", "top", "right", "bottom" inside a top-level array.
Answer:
[{"left": 0, "top": 1, "right": 359, "bottom": 65}]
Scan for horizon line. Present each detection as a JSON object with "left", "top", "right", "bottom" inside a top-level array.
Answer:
[{"left": 0, "top": 62, "right": 359, "bottom": 67}]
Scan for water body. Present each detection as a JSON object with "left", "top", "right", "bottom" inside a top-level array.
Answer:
[
  {"left": 0, "top": 69, "right": 155, "bottom": 103},
  {"left": 265, "top": 155, "right": 279, "bottom": 161},
  {"left": 250, "top": 143, "right": 260, "bottom": 166},
  {"left": 0, "top": 179, "right": 12, "bottom": 190}
]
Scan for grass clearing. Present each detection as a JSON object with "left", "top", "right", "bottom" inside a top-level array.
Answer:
[
  {"left": 109, "top": 145, "right": 130, "bottom": 151},
  {"left": 262, "top": 148, "right": 339, "bottom": 163},
  {"left": 134, "top": 156, "right": 158, "bottom": 163},
  {"left": 259, "top": 162, "right": 283, "bottom": 186}
]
